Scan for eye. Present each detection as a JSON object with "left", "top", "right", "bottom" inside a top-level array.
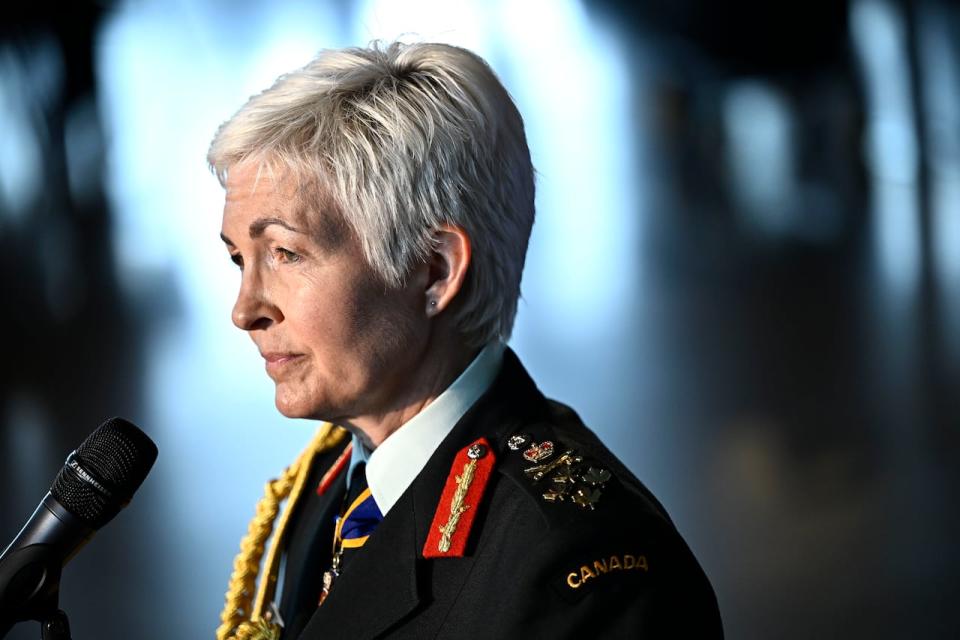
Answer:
[
  {"left": 229, "top": 253, "right": 244, "bottom": 269},
  {"left": 274, "top": 247, "right": 301, "bottom": 263}
]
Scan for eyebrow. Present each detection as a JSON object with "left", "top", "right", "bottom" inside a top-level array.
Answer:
[
  {"left": 248, "top": 216, "right": 303, "bottom": 238},
  {"left": 220, "top": 216, "right": 304, "bottom": 246}
]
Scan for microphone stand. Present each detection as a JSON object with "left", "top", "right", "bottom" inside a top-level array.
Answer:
[
  {"left": 33, "top": 575, "right": 73, "bottom": 640},
  {"left": 40, "top": 610, "right": 72, "bottom": 640},
  {"left": 0, "top": 554, "right": 73, "bottom": 640}
]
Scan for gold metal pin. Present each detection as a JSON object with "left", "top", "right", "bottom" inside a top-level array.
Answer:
[{"left": 524, "top": 451, "right": 581, "bottom": 482}]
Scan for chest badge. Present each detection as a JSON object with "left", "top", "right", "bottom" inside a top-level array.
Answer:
[{"left": 423, "top": 438, "right": 497, "bottom": 558}]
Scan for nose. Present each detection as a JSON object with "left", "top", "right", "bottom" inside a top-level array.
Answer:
[{"left": 232, "top": 271, "right": 282, "bottom": 331}]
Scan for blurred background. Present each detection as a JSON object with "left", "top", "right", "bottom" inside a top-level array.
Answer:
[{"left": 1, "top": 0, "right": 958, "bottom": 637}]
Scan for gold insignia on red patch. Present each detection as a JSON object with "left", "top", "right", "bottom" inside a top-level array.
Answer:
[{"left": 423, "top": 438, "right": 496, "bottom": 558}]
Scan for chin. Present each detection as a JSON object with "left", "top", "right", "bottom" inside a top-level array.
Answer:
[
  {"left": 275, "top": 388, "right": 342, "bottom": 422},
  {"left": 274, "top": 391, "right": 317, "bottom": 420}
]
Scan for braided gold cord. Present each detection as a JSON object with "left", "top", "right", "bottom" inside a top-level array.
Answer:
[
  {"left": 216, "top": 423, "right": 347, "bottom": 640},
  {"left": 221, "top": 619, "right": 280, "bottom": 640}
]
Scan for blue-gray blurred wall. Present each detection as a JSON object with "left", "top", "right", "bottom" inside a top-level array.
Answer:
[{"left": 1, "top": 1, "right": 957, "bottom": 638}]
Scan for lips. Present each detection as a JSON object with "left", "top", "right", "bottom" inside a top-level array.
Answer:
[{"left": 260, "top": 351, "right": 305, "bottom": 376}]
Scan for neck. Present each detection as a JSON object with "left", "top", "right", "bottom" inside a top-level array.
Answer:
[{"left": 341, "top": 333, "right": 478, "bottom": 449}]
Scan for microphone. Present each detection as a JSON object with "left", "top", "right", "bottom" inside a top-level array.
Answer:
[{"left": 0, "top": 417, "right": 158, "bottom": 637}]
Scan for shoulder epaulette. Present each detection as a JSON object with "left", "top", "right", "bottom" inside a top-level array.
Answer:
[
  {"left": 494, "top": 424, "right": 616, "bottom": 524},
  {"left": 422, "top": 438, "right": 497, "bottom": 558}
]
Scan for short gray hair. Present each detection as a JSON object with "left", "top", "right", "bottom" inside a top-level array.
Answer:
[{"left": 208, "top": 41, "right": 535, "bottom": 347}]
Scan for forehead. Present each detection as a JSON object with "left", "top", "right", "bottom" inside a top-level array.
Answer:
[
  {"left": 221, "top": 160, "right": 350, "bottom": 250},
  {"left": 223, "top": 162, "right": 300, "bottom": 219}
]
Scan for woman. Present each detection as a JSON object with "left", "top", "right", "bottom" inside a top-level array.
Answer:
[{"left": 208, "top": 41, "right": 722, "bottom": 640}]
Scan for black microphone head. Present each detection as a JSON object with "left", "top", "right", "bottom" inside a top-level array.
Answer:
[{"left": 51, "top": 417, "right": 158, "bottom": 529}]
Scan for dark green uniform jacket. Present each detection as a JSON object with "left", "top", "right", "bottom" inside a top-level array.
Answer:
[{"left": 278, "top": 349, "right": 723, "bottom": 639}]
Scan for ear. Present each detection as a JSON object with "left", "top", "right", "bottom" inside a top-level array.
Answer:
[{"left": 425, "top": 224, "right": 471, "bottom": 317}]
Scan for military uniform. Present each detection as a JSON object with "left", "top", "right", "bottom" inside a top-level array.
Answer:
[{"left": 274, "top": 349, "right": 723, "bottom": 639}]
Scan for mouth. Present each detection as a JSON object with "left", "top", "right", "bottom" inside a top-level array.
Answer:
[{"left": 260, "top": 351, "right": 305, "bottom": 376}]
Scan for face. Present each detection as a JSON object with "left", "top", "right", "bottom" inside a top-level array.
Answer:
[{"left": 220, "top": 162, "right": 427, "bottom": 423}]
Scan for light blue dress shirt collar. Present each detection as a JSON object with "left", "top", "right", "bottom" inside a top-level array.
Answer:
[{"left": 346, "top": 341, "right": 505, "bottom": 516}]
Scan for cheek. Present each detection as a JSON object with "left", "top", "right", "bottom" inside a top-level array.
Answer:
[
  {"left": 285, "top": 259, "right": 427, "bottom": 384},
  {"left": 288, "top": 271, "right": 402, "bottom": 354},
  {"left": 343, "top": 276, "right": 426, "bottom": 366}
]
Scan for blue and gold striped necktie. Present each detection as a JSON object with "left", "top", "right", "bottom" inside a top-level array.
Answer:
[
  {"left": 320, "top": 463, "right": 383, "bottom": 605},
  {"left": 336, "top": 464, "right": 383, "bottom": 553}
]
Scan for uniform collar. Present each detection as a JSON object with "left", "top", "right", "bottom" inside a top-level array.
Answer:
[
  {"left": 347, "top": 341, "right": 505, "bottom": 516},
  {"left": 300, "top": 348, "right": 553, "bottom": 639}
]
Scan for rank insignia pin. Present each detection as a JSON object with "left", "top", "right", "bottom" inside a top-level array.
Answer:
[
  {"left": 524, "top": 451, "right": 581, "bottom": 482},
  {"left": 572, "top": 486, "right": 602, "bottom": 510},
  {"left": 423, "top": 437, "right": 496, "bottom": 558},
  {"left": 523, "top": 440, "right": 555, "bottom": 462},
  {"left": 526, "top": 451, "right": 612, "bottom": 509},
  {"left": 582, "top": 467, "right": 611, "bottom": 486},
  {"left": 507, "top": 434, "right": 528, "bottom": 450}
]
